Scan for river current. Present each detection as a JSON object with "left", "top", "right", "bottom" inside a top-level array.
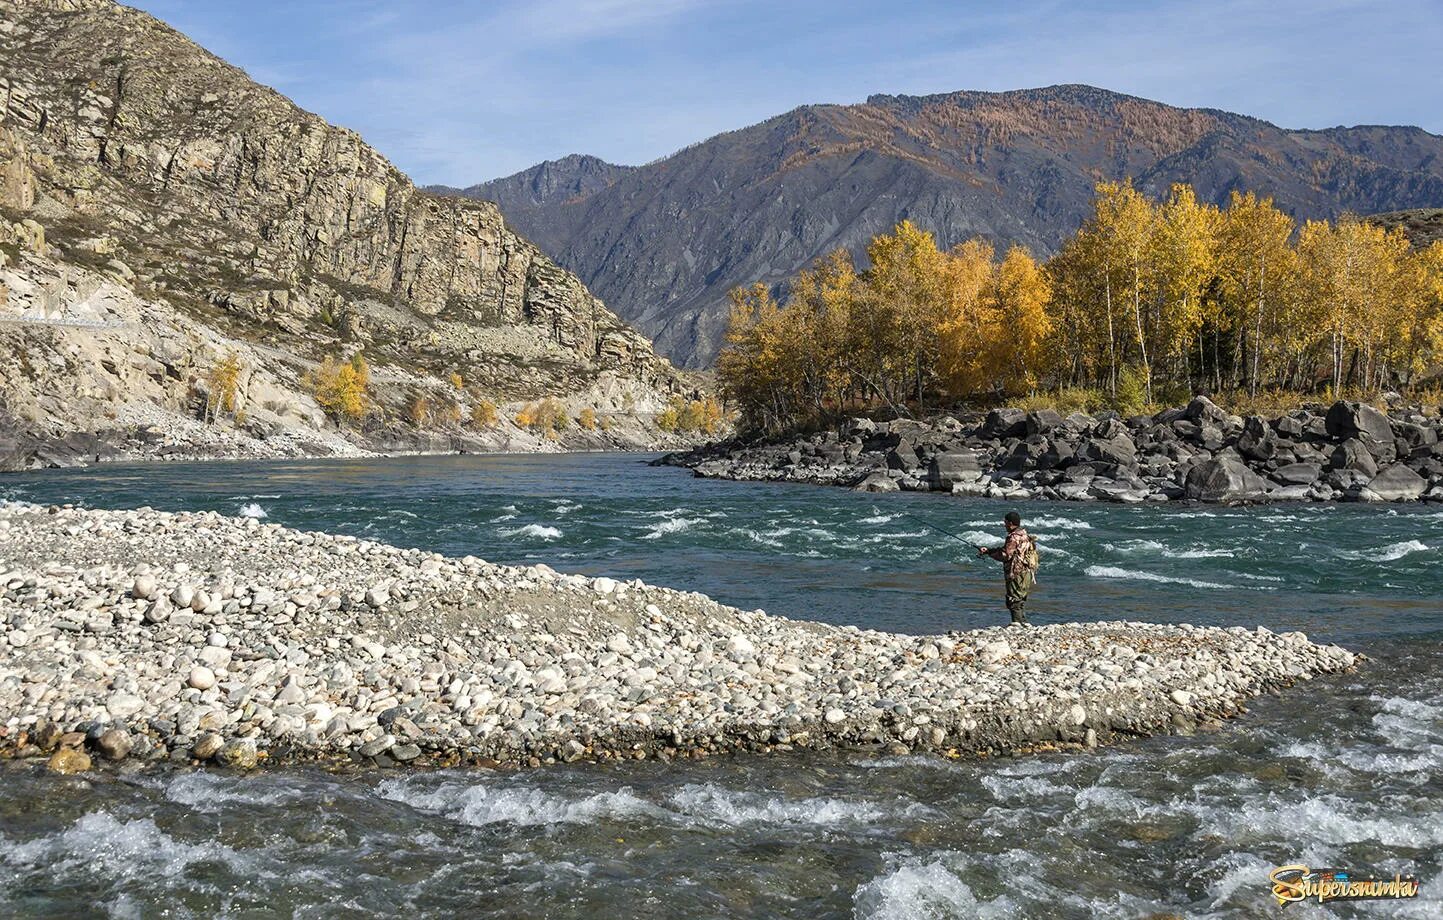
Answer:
[{"left": 1, "top": 453, "right": 1440, "bottom": 918}]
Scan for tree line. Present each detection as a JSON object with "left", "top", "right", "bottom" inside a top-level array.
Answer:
[{"left": 718, "top": 182, "right": 1443, "bottom": 434}]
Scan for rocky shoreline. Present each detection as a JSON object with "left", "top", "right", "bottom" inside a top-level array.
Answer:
[
  {"left": 0, "top": 502, "right": 1356, "bottom": 774},
  {"left": 665, "top": 397, "right": 1443, "bottom": 504}
]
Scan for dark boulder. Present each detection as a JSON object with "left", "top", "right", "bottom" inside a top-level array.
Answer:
[
  {"left": 1237, "top": 416, "right": 1277, "bottom": 461},
  {"left": 1325, "top": 401, "right": 1393, "bottom": 445},
  {"left": 1270, "top": 463, "right": 1321, "bottom": 486},
  {"left": 885, "top": 441, "right": 919, "bottom": 472},
  {"left": 983, "top": 408, "right": 1027, "bottom": 439},
  {"left": 1272, "top": 413, "right": 1307, "bottom": 440},
  {"left": 1327, "top": 439, "right": 1379, "bottom": 478},
  {"left": 1183, "top": 456, "right": 1269, "bottom": 502},
  {"left": 1080, "top": 432, "right": 1138, "bottom": 468},
  {"left": 1182, "top": 396, "right": 1230, "bottom": 427},
  {"left": 1024, "top": 409, "right": 1066, "bottom": 436}
]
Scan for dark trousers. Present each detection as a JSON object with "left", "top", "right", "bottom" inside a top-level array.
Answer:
[{"left": 1006, "top": 570, "right": 1033, "bottom": 625}]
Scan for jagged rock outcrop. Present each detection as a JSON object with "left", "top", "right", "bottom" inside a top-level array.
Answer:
[
  {"left": 0, "top": 0, "right": 698, "bottom": 464},
  {"left": 445, "top": 85, "right": 1443, "bottom": 367},
  {"left": 0, "top": 0, "right": 696, "bottom": 466}
]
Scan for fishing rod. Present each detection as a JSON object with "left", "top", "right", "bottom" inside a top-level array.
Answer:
[{"left": 902, "top": 512, "right": 986, "bottom": 556}]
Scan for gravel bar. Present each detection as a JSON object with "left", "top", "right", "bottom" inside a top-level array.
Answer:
[{"left": 0, "top": 502, "right": 1358, "bottom": 773}]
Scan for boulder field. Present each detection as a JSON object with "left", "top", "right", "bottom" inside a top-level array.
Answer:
[{"left": 666, "top": 398, "right": 1443, "bottom": 504}]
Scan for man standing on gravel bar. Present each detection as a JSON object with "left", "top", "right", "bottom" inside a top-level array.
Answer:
[{"left": 977, "top": 511, "right": 1039, "bottom": 626}]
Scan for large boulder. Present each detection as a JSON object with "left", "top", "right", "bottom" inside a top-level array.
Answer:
[
  {"left": 1327, "top": 439, "right": 1379, "bottom": 478},
  {"left": 1182, "top": 396, "right": 1230, "bottom": 427},
  {"left": 1270, "top": 463, "right": 1321, "bottom": 486},
  {"left": 1325, "top": 401, "right": 1393, "bottom": 445},
  {"left": 884, "top": 440, "right": 919, "bottom": 472},
  {"left": 1183, "top": 456, "right": 1269, "bottom": 502},
  {"left": 1024, "top": 409, "right": 1066, "bottom": 437},
  {"left": 853, "top": 472, "right": 899, "bottom": 493},
  {"left": 1366, "top": 464, "right": 1428, "bottom": 501},
  {"left": 982, "top": 408, "right": 1027, "bottom": 439},
  {"left": 1236, "top": 416, "right": 1277, "bottom": 461},
  {"left": 1079, "top": 432, "right": 1137, "bottom": 468},
  {"left": 928, "top": 449, "right": 981, "bottom": 488}
]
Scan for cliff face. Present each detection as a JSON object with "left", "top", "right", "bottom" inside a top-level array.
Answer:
[
  {"left": 0, "top": 0, "right": 693, "bottom": 466},
  {"left": 447, "top": 85, "right": 1443, "bottom": 368}
]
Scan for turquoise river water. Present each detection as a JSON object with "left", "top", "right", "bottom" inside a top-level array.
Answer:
[{"left": 1, "top": 452, "right": 1440, "bottom": 918}]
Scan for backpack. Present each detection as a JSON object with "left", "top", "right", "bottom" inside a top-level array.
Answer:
[{"left": 1021, "top": 534, "right": 1040, "bottom": 574}]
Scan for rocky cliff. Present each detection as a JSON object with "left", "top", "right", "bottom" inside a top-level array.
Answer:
[
  {"left": 0, "top": 0, "right": 695, "bottom": 468},
  {"left": 446, "top": 85, "right": 1443, "bottom": 368}
]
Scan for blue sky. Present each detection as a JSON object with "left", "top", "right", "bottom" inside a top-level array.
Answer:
[{"left": 133, "top": 0, "right": 1443, "bottom": 186}]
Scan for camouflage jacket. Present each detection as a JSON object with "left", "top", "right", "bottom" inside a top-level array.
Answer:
[{"left": 986, "top": 527, "right": 1034, "bottom": 578}]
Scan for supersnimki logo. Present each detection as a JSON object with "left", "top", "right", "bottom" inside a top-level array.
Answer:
[{"left": 1268, "top": 865, "right": 1421, "bottom": 907}]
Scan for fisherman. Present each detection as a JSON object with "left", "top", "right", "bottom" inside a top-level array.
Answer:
[{"left": 977, "top": 510, "right": 1039, "bottom": 626}]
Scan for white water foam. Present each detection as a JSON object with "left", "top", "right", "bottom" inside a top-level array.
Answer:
[
  {"left": 1105, "top": 539, "right": 1165, "bottom": 553},
  {"left": 1196, "top": 792, "right": 1443, "bottom": 848},
  {"left": 854, "top": 856, "right": 1018, "bottom": 920},
  {"left": 501, "top": 523, "right": 562, "bottom": 541},
  {"left": 667, "top": 783, "right": 916, "bottom": 827},
  {"left": 238, "top": 502, "right": 267, "bottom": 519},
  {"left": 1336, "top": 539, "right": 1430, "bottom": 562},
  {"left": 375, "top": 777, "right": 661, "bottom": 827},
  {"left": 1023, "top": 516, "right": 1093, "bottom": 531},
  {"left": 0, "top": 811, "right": 257, "bottom": 880},
  {"left": 641, "top": 517, "right": 703, "bottom": 540},
  {"left": 1084, "top": 565, "right": 1236, "bottom": 590},
  {"left": 162, "top": 772, "right": 307, "bottom": 810}
]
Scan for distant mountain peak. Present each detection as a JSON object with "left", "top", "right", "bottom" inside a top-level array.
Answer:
[{"left": 448, "top": 88, "right": 1443, "bottom": 369}]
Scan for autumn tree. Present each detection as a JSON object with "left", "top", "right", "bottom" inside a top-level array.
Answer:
[
  {"left": 308, "top": 352, "right": 370, "bottom": 422},
  {"left": 1217, "top": 192, "right": 1297, "bottom": 393},
  {"left": 203, "top": 351, "right": 244, "bottom": 424}
]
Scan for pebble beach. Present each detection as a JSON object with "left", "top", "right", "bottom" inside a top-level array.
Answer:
[{"left": 0, "top": 501, "right": 1359, "bottom": 774}]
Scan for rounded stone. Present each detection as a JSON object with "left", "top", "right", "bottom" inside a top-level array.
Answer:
[
  {"left": 47, "top": 747, "right": 92, "bottom": 775},
  {"left": 188, "top": 666, "right": 217, "bottom": 691}
]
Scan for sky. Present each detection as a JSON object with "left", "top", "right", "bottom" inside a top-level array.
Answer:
[{"left": 132, "top": 0, "right": 1443, "bottom": 187}]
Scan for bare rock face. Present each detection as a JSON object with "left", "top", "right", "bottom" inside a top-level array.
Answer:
[{"left": 0, "top": 0, "right": 692, "bottom": 464}]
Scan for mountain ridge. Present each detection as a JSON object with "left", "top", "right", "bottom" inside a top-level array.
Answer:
[
  {"left": 439, "top": 84, "right": 1443, "bottom": 368},
  {"left": 0, "top": 0, "right": 696, "bottom": 467}
]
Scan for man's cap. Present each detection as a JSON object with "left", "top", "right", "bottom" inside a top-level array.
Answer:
[{"left": 1004, "top": 511, "right": 1022, "bottom": 526}]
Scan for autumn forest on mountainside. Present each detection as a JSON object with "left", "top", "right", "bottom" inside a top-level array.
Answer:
[{"left": 718, "top": 183, "right": 1443, "bottom": 434}]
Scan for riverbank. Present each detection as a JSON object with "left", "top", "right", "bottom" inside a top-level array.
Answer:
[
  {"left": 0, "top": 501, "right": 1357, "bottom": 773},
  {"left": 664, "top": 397, "right": 1443, "bottom": 504},
  {"left": 0, "top": 410, "right": 704, "bottom": 473}
]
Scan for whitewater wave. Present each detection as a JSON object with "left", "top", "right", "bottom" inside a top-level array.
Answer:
[
  {"left": 641, "top": 517, "right": 703, "bottom": 540},
  {"left": 0, "top": 810, "right": 258, "bottom": 879},
  {"left": 1337, "top": 540, "right": 1430, "bottom": 562},
  {"left": 1084, "top": 565, "right": 1237, "bottom": 590},
  {"left": 668, "top": 783, "right": 917, "bottom": 827},
  {"left": 501, "top": 523, "right": 562, "bottom": 540},
  {"left": 238, "top": 502, "right": 267, "bottom": 519},
  {"left": 860, "top": 511, "right": 901, "bottom": 525},
  {"left": 854, "top": 856, "right": 1017, "bottom": 920},
  {"left": 376, "top": 777, "right": 661, "bottom": 827},
  {"left": 162, "top": 772, "right": 307, "bottom": 810}
]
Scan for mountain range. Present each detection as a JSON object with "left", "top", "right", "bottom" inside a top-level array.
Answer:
[{"left": 439, "top": 85, "right": 1443, "bottom": 368}]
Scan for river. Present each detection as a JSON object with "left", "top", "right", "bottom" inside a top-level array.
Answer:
[{"left": 1, "top": 453, "right": 1440, "bottom": 918}]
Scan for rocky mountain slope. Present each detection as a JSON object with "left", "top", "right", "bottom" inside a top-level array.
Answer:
[
  {"left": 444, "top": 85, "right": 1443, "bottom": 367},
  {"left": 0, "top": 0, "right": 695, "bottom": 469},
  {"left": 1370, "top": 208, "right": 1443, "bottom": 247}
]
